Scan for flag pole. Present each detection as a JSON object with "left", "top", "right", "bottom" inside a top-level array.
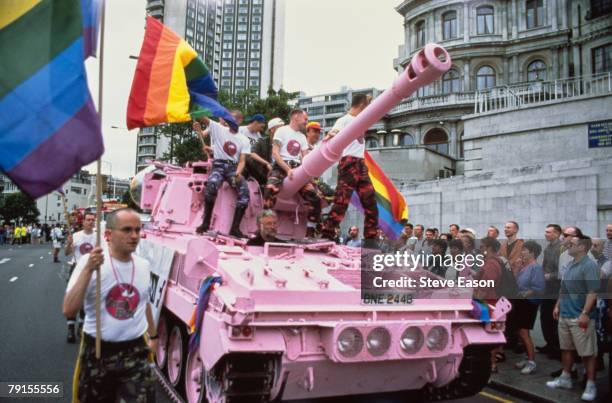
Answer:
[{"left": 94, "top": 0, "right": 106, "bottom": 360}]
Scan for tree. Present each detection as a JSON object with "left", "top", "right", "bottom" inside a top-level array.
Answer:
[
  {"left": 157, "top": 122, "right": 206, "bottom": 165},
  {"left": 219, "top": 87, "right": 300, "bottom": 124},
  {"left": 0, "top": 192, "right": 40, "bottom": 223}
]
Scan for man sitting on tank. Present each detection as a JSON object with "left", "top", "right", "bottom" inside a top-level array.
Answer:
[
  {"left": 193, "top": 115, "right": 251, "bottom": 238},
  {"left": 247, "top": 210, "right": 285, "bottom": 246},
  {"left": 263, "top": 109, "right": 322, "bottom": 238}
]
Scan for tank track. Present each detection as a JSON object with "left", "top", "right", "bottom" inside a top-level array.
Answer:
[
  {"left": 154, "top": 365, "right": 186, "bottom": 403},
  {"left": 207, "top": 353, "right": 280, "bottom": 403},
  {"left": 423, "top": 345, "right": 495, "bottom": 401},
  {"left": 154, "top": 353, "right": 279, "bottom": 403}
]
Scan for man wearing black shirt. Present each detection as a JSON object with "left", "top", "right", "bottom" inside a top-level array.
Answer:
[
  {"left": 247, "top": 210, "right": 284, "bottom": 246},
  {"left": 247, "top": 118, "right": 284, "bottom": 186}
]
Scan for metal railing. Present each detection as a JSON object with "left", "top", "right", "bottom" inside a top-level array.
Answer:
[
  {"left": 473, "top": 72, "right": 611, "bottom": 114},
  {"left": 389, "top": 91, "right": 475, "bottom": 114}
]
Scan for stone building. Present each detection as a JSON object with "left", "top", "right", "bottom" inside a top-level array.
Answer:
[{"left": 340, "top": 0, "right": 612, "bottom": 238}]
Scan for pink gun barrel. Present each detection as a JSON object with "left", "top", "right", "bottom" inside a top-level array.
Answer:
[{"left": 278, "top": 43, "right": 451, "bottom": 198}]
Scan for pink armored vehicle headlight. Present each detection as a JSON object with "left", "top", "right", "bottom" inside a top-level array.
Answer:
[
  {"left": 426, "top": 326, "right": 449, "bottom": 351},
  {"left": 366, "top": 327, "right": 391, "bottom": 356},
  {"left": 337, "top": 327, "right": 364, "bottom": 358},
  {"left": 400, "top": 327, "right": 424, "bottom": 354}
]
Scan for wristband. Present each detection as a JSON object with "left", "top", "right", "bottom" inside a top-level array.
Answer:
[{"left": 149, "top": 333, "right": 158, "bottom": 340}]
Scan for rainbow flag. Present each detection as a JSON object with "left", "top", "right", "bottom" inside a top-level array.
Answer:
[
  {"left": 0, "top": 0, "right": 103, "bottom": 199},
  {"left": 81, "top": 0, "right": 102, "bottom": 58},
  {"left": 350, "top": 151, "right": 409, "bottom": 240},
  {"left": 127, "top": 16, "right": 237, "bottom": 132}
]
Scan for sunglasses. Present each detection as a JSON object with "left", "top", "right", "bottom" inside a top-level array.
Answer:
[{"left": 562, "top": 233, "right": 574, "bottom": 237}]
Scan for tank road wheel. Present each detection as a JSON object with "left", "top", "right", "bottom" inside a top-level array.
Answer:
[
  {"left": 167, "top": 324, "right": 187, "bottom": 391},
  {"left": 423, "top": 345, "right": 495, "bottom": 401},
  {"left": 185, "top": 349, "right": 205, "bottom": 403},
  {"left": 155, "top": 313, "right": 169, "bottom": 370}
]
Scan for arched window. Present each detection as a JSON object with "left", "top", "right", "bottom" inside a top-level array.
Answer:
[
  {"left": 416, "top": 21, "right": 426, "bottom": 48},
  {"left": 459, "top": 131, "right": 464, "bottom": 158},
  {"left": 400, "top": 133, "right": 415, "bottom": 146},
  {"left": 442, "top": 69, "right": 461, "bottom": 93},
  {"left": 477, "top": 6, "right": 494, "bottom": 35},
  {"left": 590, "top": 0, "right": 612, "bottom": 19},
  {"left": 476, "top": 65, "right": 496, "bottom": 90},
  {"left": 424, "top": 128, "right": 449, "bottom": 155},
  {"left": 527, "top": 60, "right": 547, "bottom": 81},
  {"left": 366, "top": 137, "right": 379, "bottom": 148},
  {"left": 526, "top": 0, "right": 544, "bottom": 29},
  {"left": 443, "top": 11, "right": 457, "bottom": 40}
]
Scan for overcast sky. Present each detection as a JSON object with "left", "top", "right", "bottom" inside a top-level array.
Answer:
[{"left": 85, "top": 0, "right": 403, "bottom": 179}]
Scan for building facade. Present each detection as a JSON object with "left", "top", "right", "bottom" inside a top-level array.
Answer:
[
  {"left": 139, "top": 0, "right": 286, "bottom": 172},
  {"left": 339, "top": 0, "right": 611, "bottom": 237}
]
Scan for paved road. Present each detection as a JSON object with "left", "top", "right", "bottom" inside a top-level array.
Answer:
[{"left": 0, "top": 244, "right": 525, "bottom": 403}]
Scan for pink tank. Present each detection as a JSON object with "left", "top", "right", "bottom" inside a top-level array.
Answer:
[{"left": 131, "top": 44, "right": 511, "bottom": 403}]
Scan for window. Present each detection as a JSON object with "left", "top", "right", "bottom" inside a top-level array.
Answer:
[
  {"left": 442, "top": 11, "right": 457, "bottom": 40},
  {"left": 249, "top": 69, "right": 260, "bottom": 77},
  {"left": 222, "top": 42, "right": 233, "bottom": 49},
  {"left": 400, "top": 134, "right": 415, "bottom": 146},
  {"left": 416, "top": 21, "right": 425, "bottom": 48},
  {"left": 366, "top": 137, "right": 379, "bottom": 148},
  {"left": 236, "top": 60, "right": 246, "bottom": 67},
  {"left": 238, "top": 16, "right": 248, "bottom": 23},
  {"left": 223, "top": 33, "right": 233, "bottom": 40},
  {"left": 476, "top": 6, "right": 494, "bottom": 34},
  {"left": 236, "top": 79, "right": 245, "bottom": 86},
  {"left": 237, "top": 51, "right": 246, "bottom": 58},
  {"left": 251, "top": 33, "right": 261, "bottom": 40},
  {"left": 239, "top": 6, "right": 248, "bottom": 13},
  {"left": 251, "top": 42, "right": 260, "bottom": 50},
  {"left": 237, "top": 42, "right": 247, "bottom": 49},
  {"left": 249, "top": 79, "right": 259, "bottom": 86},
  {"left": 423, "top": 129, "right": 449, "bottom": 154},
  {"left": 222, "top": 71, "right": 231, "bottom": 77},
  {"left": 592, "top": 44, "right": 612, "bottom": 73},
  {"left": 526, "top": 0, "right": 544, "bottom": 29},
  {"left": 250, "top": 51, "right": 260, "bottom": 58},
  {"left": 476, "top": 65, "right": 496, "bottom": 90},
  {"left": 250, "top": 60, "right": 260, "bottom": 68},
  {"left": 253, "top": 7, "right": 262, "bottom": 13},
  {"left": 590, "top": 0, "right": 612, "bottom": 18},
  {"left": 252, "top": 24, "right": 261, "bottom": 31},
  {"left": 442, "top": 69, "right": 461, "bottom": 93},
  {"left": 253, "top": 16, "right": 262, "bottom": 23},
  {"left": 527, "top": 60, "right": 547, "bottom": 81},
  {"left": 222, "top": 51, "right": 233, "bottom": 58},
  {"left": 238, "top": 25, "right": 247, "bottom": 32},
  {"left": 221, "top": 79, "right": 231, "bottom": 86}
]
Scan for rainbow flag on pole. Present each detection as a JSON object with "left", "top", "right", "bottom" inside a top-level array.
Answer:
[
  {"left": 0, "top": 0, "right": 104, "bottom": 199},
  {"left": 350, "top": 151, "right": 409, "bottom": 240},
  {"left": 127, "top": 16, "right": 237, "bottom": 132}
]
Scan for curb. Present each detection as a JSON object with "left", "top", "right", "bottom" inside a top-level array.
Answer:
[{"left": 488, "top": 380, "right": 556, "bottom": 403}]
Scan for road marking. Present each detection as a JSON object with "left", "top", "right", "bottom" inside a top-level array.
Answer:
[
  {"left": 40, "top": 256, "right": 44, "bottom": 259},
  {"left": 28, "top": 264, "right": 34, "bottom": 268},
  {"left": 479, "top": 391, "right": 514, "bottom": 403},
  {"left": 9, "top": 276, "right": 18, "bottom": 282},
  {"left": 0, "top": 258, "right": 11, "bottom": 265}
]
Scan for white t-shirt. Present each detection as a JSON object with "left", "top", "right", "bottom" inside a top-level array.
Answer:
[
  {"left": 52, "top": 227, "right": 64, "bottom": 248},
  {"left": 209, "top": 120, "right": 251, "bottom": 163},
  {"left": 66, "top": 250, "right": 151, "bottom": 342},
  {"left": 333, "top": 113, "right": 365, "bottom": 158},
  {"left": 72, "top": 230, "right": 97, "bottom": 263},
  {"left": 239, "top": 126, "right": 262, "bottom": 147},
  {"left": 274, "top": 126, "right": 308, "bottom": 163}
]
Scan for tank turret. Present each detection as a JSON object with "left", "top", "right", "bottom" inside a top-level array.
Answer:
[{"left": 278, "top": 43, "right": 451, "bottom": 200}]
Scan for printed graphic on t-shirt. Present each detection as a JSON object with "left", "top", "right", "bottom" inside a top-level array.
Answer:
[
  {"left": 105, "top": 284, "right": 140, "bottom": 320},
  {"left": 223, "top": 141, "right": 237, "bottom": 156},
  {"left": 287, "top": 140, "right": 301, "bottom": 156},
  {"left": 79, "top": 242, "right": 94, "bottom": 256}
]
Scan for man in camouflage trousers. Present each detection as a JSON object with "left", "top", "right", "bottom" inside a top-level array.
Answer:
[
  {"left": 193, "top": 116, "right": 251, "bottom": 237},
  {"left": 322, "top": 93, "right": 378, "bottom": 243},
  {"left": 77, "top": 339, "right": 155, "bottom": 402},
  {"left": 263, "top": 109, "right": 322, "bottom": 237}
]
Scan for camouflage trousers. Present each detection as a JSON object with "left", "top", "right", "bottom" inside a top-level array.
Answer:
[
  {"left": 205, "top": 159, "right": 250, "bottom": 208},
  {"left": 323, "top": 156, "right": 378, "bottom": 239},
  {"left": 76, "top": 334, "right": 155, "bottom": 403},
  {"left": 263, "top": 162, "right": 321, "bottom": 224}
]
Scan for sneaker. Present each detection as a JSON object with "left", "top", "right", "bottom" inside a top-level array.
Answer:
[
  {"left": 514, "top": 360, "right": 527, "bottom": 369},
  {"left": 521, "top": 361, "right": 537, "bottom": 375},
  {"left": 581, "top": 382, "right": 597, "bottom": 401},
  {"left": 546, "top": 376, "right": 573, "bottom": 390}
]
